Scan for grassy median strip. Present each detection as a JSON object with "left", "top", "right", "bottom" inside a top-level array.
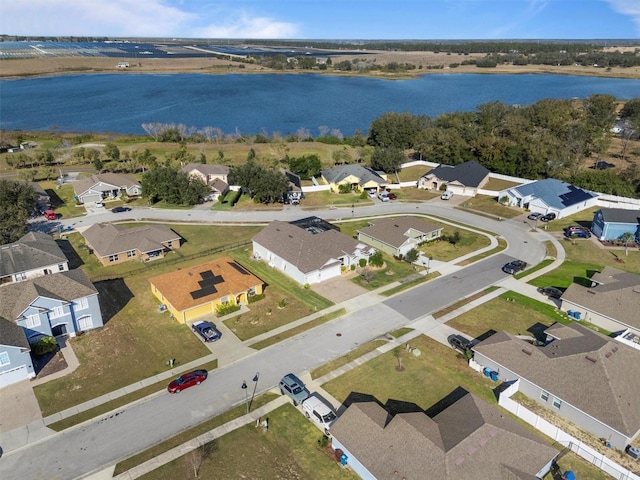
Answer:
[
  {"left": 48, "top": 359, "right": 218, "bottom": 432},
  {"left": 432, "top": 286, "right": 499, "bottom": 319},
  {"left": 311, "top": 339, "right": 388, "bottom": 380},
  {"left": 380, "top": 271, "right": 440, "bottom": 297},
  {"left": 249, "top": 308, "right": 347, "bottom": 350},
  {"left": 514, "top": 258, "right": 554, "bottom": 279},
  {"left": 113, "top": 392, "right": 279, "bottom": 476}
]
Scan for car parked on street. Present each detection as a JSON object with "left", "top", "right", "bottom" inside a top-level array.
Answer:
[
  {"left": 192, "top": 321, "right": 222, "bottom": 342},
  {"left": 167, "top": 369, "right": 208, "bottom": 393},
  {"left": 279, "top": 373, "right": 310, "bottom": 406},
  {"left": 537, "top": 286, "right": 563, "bottom": 299},
  {"left": 502, "top": 259, "right": 527, "bottom": 275},
  {"left": 447, "top": 334, "right": 473, "bottom": 353},
  {"left": 540, "top": 212, "right": 556, "bottom": 222},
  {"left": 302, "top": 394, "right": 337, "bottom": 434},
  {"left": 527, "top": 212, "right": 543, "bottom": 220},
  {"left": 111, "top": 206, "right": 131, "bottom": 213}
]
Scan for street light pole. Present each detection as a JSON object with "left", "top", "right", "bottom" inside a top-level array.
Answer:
[
  {"left": 241, "top": 380, "right": 248, "bottom": 414},
  {"left": 249, "top": 372, "right": 259, "bottom": 412}
]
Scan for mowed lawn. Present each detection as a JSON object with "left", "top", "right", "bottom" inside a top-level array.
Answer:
[
  {"left": 139, "top": 403, "right": 359, "bottom": 480},
  {"left": 459, "top": 195, "right": 523, "bottom": 219}
]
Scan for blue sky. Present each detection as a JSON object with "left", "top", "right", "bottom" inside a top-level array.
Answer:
[{"left": 1, "top": 0, "right": 639, "bottom": 39}]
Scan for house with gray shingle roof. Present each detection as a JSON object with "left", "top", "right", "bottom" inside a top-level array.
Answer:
[
  {"left": 560, "top": 266, "right": 640, "bottom": 335},
  {"left": 0, "top": 269, "right": 103, "bottom": 389},
  {"left": 472, "top": 322, "right": 640, "bottom": 450},
  {"left": 181, "top": 163, "right": 230, "bottom": 200},
  {"left": 357, "top": 216, "right": 442, "bottom": 257},
  {"left": 418, "top": 161, "right": 490, "bottom": 197},
  {"left": 252, "top": 219, "right": 374, "bottom": 285},
  {"left": 73, "top": 173, "right": 142, "bottom": 205},
  {"left": 591, "top": 208, "right": 640, "bottom": 242},
  {"left": 498, "top": 178, "right": 598, "bottom": 219},
  {"left": 330, "top": 392, "right": 558, "bottom": 480},
  {"left": 320, "top": 165, "right": 387, "bottom": 193},
  {"left": 0, "top": 232, "right": 68, "bottom": 286},
  {"left": 82, "top": 223, "right": 182, "bottom": 266}
]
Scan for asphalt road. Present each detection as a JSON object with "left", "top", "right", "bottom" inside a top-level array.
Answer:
[{"left": 3, "top": 200, "right": 545, "bottom": 479}]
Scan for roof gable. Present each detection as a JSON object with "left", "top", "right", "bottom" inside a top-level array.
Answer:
[
  {"left": 424, "top": 161, "right": 490, "bottom": 188},
  {"left": 598, "top": 208, "right": 640, "bottom": 224},
  {"left": 358, "top": 216, "right": 442, "bottom": 249},
  {"left": 511, "top": 179, "right": 597, "bottom": 210},
  {"left": 321, "top": 165, "right": 386, "bottom": 186},
  {"left": 0, "top": 232, "right": 67, "bottom": 277},
  {"left": 73, "top": 173, "right": 140, "bottom": 196},
  {"left": 82, "top": 224, "right": 182, "bottom": 257}
]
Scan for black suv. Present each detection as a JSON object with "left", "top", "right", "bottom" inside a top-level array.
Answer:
[
  {"left": 279, "top": 373, "right": 310, "bottom": 406},
  {"left": 540, "top": 212, "right": 556, "bottom": 222},
  {"left": 502, "top": 259, "right": 527, "bottom": 275},
  {"left": 448, "top": 334, "right": 473, "bottom": 353}
]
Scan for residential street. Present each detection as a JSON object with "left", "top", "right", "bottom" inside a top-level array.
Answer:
[{"left": 0, "top": 200, "right": 548, "bottom": 479}]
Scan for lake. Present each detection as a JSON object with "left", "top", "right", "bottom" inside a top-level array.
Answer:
[{"left": 1, "top": 73, "right": 639, "bottom": 137}]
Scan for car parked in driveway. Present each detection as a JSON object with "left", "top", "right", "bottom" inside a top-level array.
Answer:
[
  {"left": 378, "top": 193, "right": 389, "bottom": 202},
  {"left": 564, "top": 225, "right": 590, "bottom": 234},
  {"left": 167, "top": 369, "right": 208, "bottom": 393},
  {"left": 540, "top": 213, "right": 556, "bottom": 222},
  {"left": 302, "top": 394, "right": 337, "bottom": 434},
  {"left": 502, "top": 259, "right": 527, "bottom": 275},
  {"left": 537, "top": 286, "right": 563, "bottom": 299},
  {"left": 387, "top": 192, "right": 397, "bottom": 200},
  {"left": 564, "top": 230, "right": 591, "bottom": 239},
  {"left": 527, "top": 212, "right": 543, "bottom": 220},
  {"left": 192, "top": 321, "right": 222, "bottom": 342},
  {"left": 279, "top": 373, "right": 310, "bottom": 406},
  {"left": 447, "top": 334, "right": 473, "bottom": 353},
  {"left": 111, "top": 206, "right": 131, "bottom": 213}
]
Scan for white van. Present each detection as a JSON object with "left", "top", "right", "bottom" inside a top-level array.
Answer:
[
  {"left": 441, "top": 190, "right": 453, "bottom": 200},
  {"left": 302, "top": 394, "right": 337, "bottom": 433}
]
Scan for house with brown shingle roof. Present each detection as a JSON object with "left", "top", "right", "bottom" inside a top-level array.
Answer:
[
  {"left": 181, "top": 163, "right": 230, "bottom": 200},
  {"left": 149, "top": 257, "right": 263, "bottom": 324},
  {"left": 330, "top": 392, "right": 558, "bottom": 480},
  {"left": 0, "top": 232, "right": 69, "bottom": 286},
  {"left": 560, "top": 266, "right": 640, "bottom": 335},
  {"left": 357, "top": 216, "right": 442, "bottom": 257},
  {"left": 73, "top": 173, "right": 142, "bottom": 205},
  {"left": 472, "top": 322, "right": 640, "bottom": 450},
  {"left": 252, "top": 219, "right": 374, "bottom": 285},
  {"left": 82, "top": 223, "right": 182, "bottom": 266}
]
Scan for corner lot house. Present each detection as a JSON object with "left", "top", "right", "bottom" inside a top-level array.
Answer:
[
  {"left": 0, "top": 232, "right": 68, "bottom": 286},
  {"left": 149, "top": 257, "right": 263, "bottom": 324},
  {"left": 252, "top": 218, "right": 374, "bottom": 285},
  {"left": 331, "top": 392, "right": 558, "bottom": 480},
  {"left": 560, "top": 266, "right": 640, "bottom": 335},
  {"left": 472, "top": 322, "right": 640, "bottom": 450},
  {"left": 591, "top": 208, "right": 640, "bottom": 241},
  {"left": 357, "top": 216, "right": 442, "bottom": 257},
  {"left": 417, "top": 161, "right": 490, "bottom": 197},
  {"left": 73, "top": 173, "right": 142, "bottom": 205},
  {"left": 320, "top": 165, "right": 387, "bottom": 193},
  {"left": 181, "top": 163, "right": 230, "bottom": 200},
  {"left": 498, "top": 178, "right": 598, "bottom": 219},
  {"left": 82, "top": 223, "right": 182, "bottom": 266},
  {"left": 0, "top": 269, "right": 103, "bottom": 388}
]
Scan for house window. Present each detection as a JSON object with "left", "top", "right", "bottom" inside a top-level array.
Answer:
[
  {"left": 15, "top": 272, "right": 27, "bottom": 281},
  {"left": 109, "top": 254, "right": 119, "bottom": 262},
  {"left": 0, "top": 351, "right": 9, "bottom": 366},
  {"left": 58, "top": 263, "right": 65, "bottom": 271},
  {"left": 25, "top": 314, "right": 41, "bottom": 328},
  {"left": 165, "top": 241, "right": 172, "bottom": 248},
  {"left": 552, "top": 398, "right": 562, "bottom": 409},
  {"left": 78, "top": 316, "right": 93, "bottom": 330},
  {"left": 540, "top": 391, "right": 549, "bottom": 402},
  {"left": 75, "top": 298, "right": 89, "bottom": 310},
  {"left": 127, "top": 250, "right": 136, "bottom": 258},
  {"left": 49, "top": 306, "right": 64, "bottom": 319},
  {"left": 220, "top": 295, "right": 229, "bottom": 305}
]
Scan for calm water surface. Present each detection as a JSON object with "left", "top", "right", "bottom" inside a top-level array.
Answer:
[{"left": 1, "top": 73, "right": 639, "bottom": 136}]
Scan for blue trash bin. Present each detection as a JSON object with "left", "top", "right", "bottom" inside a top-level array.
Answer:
[
  {"left": 483, "top": 367, "right": 491, "bottom": 377},
  {"left": 340, "top": 454, "right": 348, "bottom": 466},
  {"left": 490, "top": 371, "right": 499, "bottom": 382}
]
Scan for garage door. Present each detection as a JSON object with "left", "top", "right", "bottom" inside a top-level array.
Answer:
[{"left": 0, "top": 365, "right": 29, "bottom": 389}]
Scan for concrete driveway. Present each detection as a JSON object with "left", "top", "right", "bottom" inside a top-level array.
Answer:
[
  {"left": 311, "top": 275, "right": 368, "bottom": 304},
  {"left": 0, "top": 381, "right": 42, "bottom": 434}
]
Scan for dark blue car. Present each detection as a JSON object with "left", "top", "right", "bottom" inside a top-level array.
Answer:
[
  {"left": 564, "top": 230, "right": 591, "bottom": 239},
  {"left": 191, "top": 321, "right": 222, "bottom": 342}
]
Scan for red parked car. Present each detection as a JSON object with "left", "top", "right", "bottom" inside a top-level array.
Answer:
[
  {"left": 167, "top": 369, "right": 208, "bottom": 393},
  {"left": 44, "top": 210, "right": 57, "bottom": 220}
]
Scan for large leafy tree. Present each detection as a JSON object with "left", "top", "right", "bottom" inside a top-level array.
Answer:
[
  {"left": 0, "top": 180, "right": 36, "bottom": 244},
  {"left": 367, "top": 112, "right": 428, "bottom": 149},
  {"left": 370, "top": 147, "right": 405, "bottom": 174},
  {"left": 288, "top": 154, "right": 322, "bottom": 179},
  {"left": 230, "top": 159, "right": 289, "bottom": 203},
  {"left": 141, "top": 166, "right": 208, "bottom": 205}
]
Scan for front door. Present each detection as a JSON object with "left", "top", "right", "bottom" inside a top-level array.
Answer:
[{"left": 52, "top": 324, "right": 67, "bottom": 337}]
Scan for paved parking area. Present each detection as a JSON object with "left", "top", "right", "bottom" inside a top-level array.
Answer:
[
  {"left": 311, "top": 275, "right": 368, "bottom": 304},
  {"left": 0, "top": 380, "right": 42, "bottom": 433}
]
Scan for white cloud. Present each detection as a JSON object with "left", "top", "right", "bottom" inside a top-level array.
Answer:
[
  {"left": 605, "top": 0, "right": 640, "bottom": 33},
  {"left": 0, "top": 0, "right": 299, "bottom": 38}
]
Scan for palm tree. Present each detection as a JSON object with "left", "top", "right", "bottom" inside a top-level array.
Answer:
[{"left": 620, "top": 232, "right": 635, "bottom": 256}]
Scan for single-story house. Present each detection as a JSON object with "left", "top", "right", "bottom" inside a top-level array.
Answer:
[
  {"left": 280, "top": 168, "right": 302, "bottom": 204},
  {"left": 320, "top": 165, "right": 387, "bottom": 193},
  {"left": 417, "top": 161, "right": 490, "bottom": 197},
  {"left": 252, "top": 219, "right": 374, "bottom": 285},
  {"left": 357, "top": 216, "right": 442, "bottom": 257},
  {"left": 560, "top": 266, "right": 640, "bottom": 335},
  {"left": 472, "top": 322, "right": 640, "bottom": 450},
  {"left": 331, "top": 392, "right": 558, "bottom": 480},
  {"left": 149, "top": 257, "right": 263, "bottom": 324},
  {"left": 0, "top": 232, "right": 68, "bottom": 287},
  {"left": 591, "top": 208, "right": 640, "bottom": 242},
  {"left": 498, "top": 179, "right": 599, "bottom": 219},
  {"left": 181, "top": 163, "right": 230, "bottom": 200},
  {"left": 0, "top": 269, "right": 103, "bottom": 388},
  {"left": 82, "top": 223, "right": 182, "bottom": 266},
  {"left": 73, "top": 173, "right": 142, "bottom": 205}
]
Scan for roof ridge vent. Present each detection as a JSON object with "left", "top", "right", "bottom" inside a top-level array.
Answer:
[
  {"left": 585, "top": 354, "right": 597, "bottom": 363},
  {"left": 521, "top": 347, "right": 533, "bottom": 356}
]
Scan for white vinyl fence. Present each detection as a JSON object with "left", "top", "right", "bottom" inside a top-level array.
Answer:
[{"left": 498, "top": 380, "right": 639, "bottom": 480}]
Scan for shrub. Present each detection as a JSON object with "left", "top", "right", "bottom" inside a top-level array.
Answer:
[
  {"left": 278, "top": 299, "right": 287, "bottom": 309},
  {"left": 368, "top": 251, "right": 384, "bottom": 268},
  {"left": 350, "top": 264, "right": 356, "bottom": 271},
  {"left": 359, "top": 258, "right": 367, "bottom": 268},
  {"left": 30, "top": 336, "right": 57, "bottom": 356},
  {"left": 304, "top": 283, "right": 310, "bottom": 289},
  {"left": 215, "top": 303, "right": 241, "bottom": 317},
  {"left": 248, "top": 293, "right": 265, "bottom": 304}
]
